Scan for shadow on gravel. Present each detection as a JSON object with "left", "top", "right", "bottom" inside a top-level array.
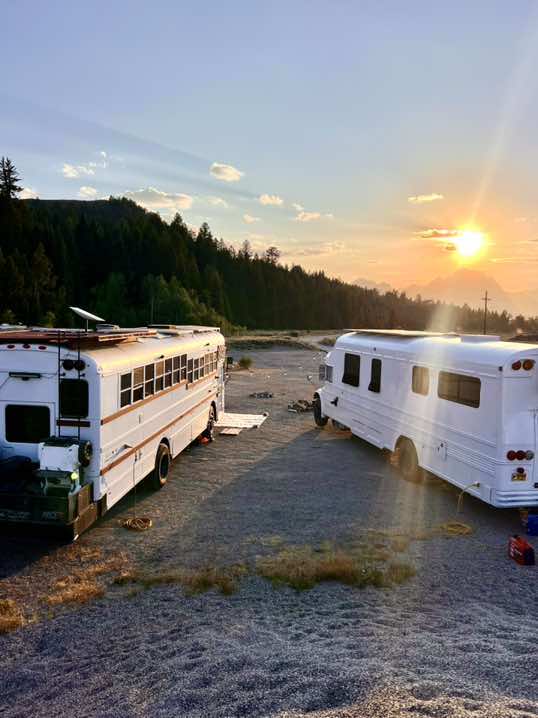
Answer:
[{"left": 139, "top": 425, "right": 522, "bottom": 571}]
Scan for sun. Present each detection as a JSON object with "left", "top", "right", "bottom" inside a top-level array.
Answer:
[{"left": 453, "top": 230, "right": 486, "bottom": 259}]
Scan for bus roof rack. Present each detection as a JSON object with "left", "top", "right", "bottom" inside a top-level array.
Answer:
[
  {"left": 0, "top": 327, "right": 159, "bottom": 348},
  {"left": 344, "top": 329, "right": 459, "bottom": 339},
  {"left": 149, "top": 324, "right": 220, "bottom": 335}
]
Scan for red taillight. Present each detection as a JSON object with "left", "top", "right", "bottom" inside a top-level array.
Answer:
[
  {"left": 512, "top": 360, "right": 522, "bottom": 371},
  {"left": 516, "top": 450, "right": 526, "bottom": 461},
  {"left": 6, "top": 344, "right": 15, "bottom": 349},
  {"left": 22, "top": 343, "right": 30, "bottom": 349},
  {"left": 507, "top": 450, "right": 517, "bottom": 461},
  {"left": 523, "top": 359, "right": 535, "bottom": 371},
  {"left": 38, "top": 345, "right": 46, "bottom": 350}
]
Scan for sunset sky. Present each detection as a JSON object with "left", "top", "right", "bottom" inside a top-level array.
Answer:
[{"left": 4, "top": 1, "right": 538, "bottom": 292}]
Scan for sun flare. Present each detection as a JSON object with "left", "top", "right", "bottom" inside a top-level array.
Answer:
[{"left": 453, "top": 230, "right": 486, "bottom": 259}]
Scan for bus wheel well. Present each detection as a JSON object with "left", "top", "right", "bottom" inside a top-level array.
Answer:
[
  {"left": 159, "top": 437, "right": 170, "bottom": 450},
  {"left": 395, "top": 435, "right": 413, "bottom": 452},
  {"left": 394, "top": 436, "right": 421, "bottom": 481}
]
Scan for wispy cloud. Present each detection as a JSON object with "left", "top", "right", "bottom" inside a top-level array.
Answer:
[
  {"left": 62, "top": 151, "right": 108, "bottom": 178},
  {"left": 295, "top": 211, "right": 321, "bottom": 222},
  {"left": 292, "top": 202, "right": 304, "bottom": 212},
  {"left": 490, "top": 256, "right": 538, "bottom": 264},
  {"left": 415, "top": 228, "right": 461, "bottom": 239},
  {"left": 293, "top": 210, "right": 334, "bottom": 222},
  {"left": 88, "top": 150, "right": 108, "bottom": 169},
  {"left": 259, "top": 193, "right": 283, "bottom": 206},
  {"left": 62, "top": 162, "right": 95, "bottom": 178},
  {"left": 78, "top": 186, "right": 98, "bottom": 199},
  {"left": 243, "top": 214, "right": 260, "bottom": 224},
  {"left": 408, "top": 193, "right": 444, "bottom": 204},
  {"left": 20, "top": 187, "right": 38, "bottom": 199},
  {"left": 210, "top": 162, "right": 243, "bottom": 182},
  {"left": 285, "top": 241, "right": 345, "bottom": 256},
  {"left": 123, "top": 187, "right": 193, "bottom": 212},
  {"left": 207, "top": 196, "right": 229, "bottom": 208}
]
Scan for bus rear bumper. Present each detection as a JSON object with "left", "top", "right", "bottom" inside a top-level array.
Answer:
[
  {"left": 0, "top": 483, "right": 94, "bottom": 530},
  {"left": 491, "top": 489, "right": 538, "bottom": 508}
]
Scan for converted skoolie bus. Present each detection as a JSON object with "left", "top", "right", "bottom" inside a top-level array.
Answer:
[
  {"left": 0, "top": 324, "right": 225, "bottom": 537},
  {"left": 314, "top": 330, "right": 538, "bottom": 508}
]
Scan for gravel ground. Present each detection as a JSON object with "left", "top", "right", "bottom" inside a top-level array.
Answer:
[{"left": 1, "top": 347, "right": 538, "bottom": 718}]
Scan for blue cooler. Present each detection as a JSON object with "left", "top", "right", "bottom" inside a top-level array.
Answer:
[{"left": 527, "top": 515, "right": 538, "bottom": 536}]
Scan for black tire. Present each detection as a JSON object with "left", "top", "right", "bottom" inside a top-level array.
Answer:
[
  {"left": 396, "top": 439, "right": 421, "bottom": 482},
  {"left": 203, "top": 405, "right": 216, "bottom": 441},
  {"left": 150, "top": 443, "right": 171, "bottom": 489},
  {"left": 313, "top": 395, "right": 328, "bottom": 427}
]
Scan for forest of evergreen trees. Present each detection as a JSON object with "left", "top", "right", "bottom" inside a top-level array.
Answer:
[{"left": 1, "top": 164, "right": 538, "bottom": 336}]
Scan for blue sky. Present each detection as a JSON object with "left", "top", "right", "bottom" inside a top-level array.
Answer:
[{"left": 4, "top": 0, "right": 538, "bottom": 290}]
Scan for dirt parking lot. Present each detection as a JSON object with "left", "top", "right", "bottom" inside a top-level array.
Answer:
[{"left": 1, "top": 347, "right": 538, "bottom": 718}]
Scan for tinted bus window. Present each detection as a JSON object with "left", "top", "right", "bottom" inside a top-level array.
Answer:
[
  {"left": 60, "top": 379, "right": 89, "bottom": 417},
  {"left": 438, "top": 371, "right": 481, "bottom": 408},
  {"left": 342, "top": 353, "right": 360, "bottom": 387},
  {"left": 6, "top": 405, "right": 50, "bottom": 443},
  {"left": 368, "top": 358, "right": 382, "bottom": 393}
]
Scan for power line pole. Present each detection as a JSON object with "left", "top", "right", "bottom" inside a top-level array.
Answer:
[{"left": 482, "top": 290, "right": 491, "bottom": 335}]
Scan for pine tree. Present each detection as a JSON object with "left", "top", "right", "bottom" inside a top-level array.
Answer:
[{"left": 0, "top": 157, "right": 23, "bottom": 199}]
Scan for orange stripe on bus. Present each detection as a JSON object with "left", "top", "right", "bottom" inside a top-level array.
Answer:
[{"left": 100, "top": 392, "right": 216, "bottom": 475}]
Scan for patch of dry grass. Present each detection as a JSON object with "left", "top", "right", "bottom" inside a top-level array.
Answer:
[
  {"left": 114, "top": 564, "right": 247, "bottom": 596},
  {"left": 0, "top": 599, "right": 25, "bottom": 634},
  {"left": 44, "top": 553, "right": 127, "bottom": 607},
  {"left": 46, "top": 576, "right": 105, "bottom": 606},
  {"left": 256, "top": 545, "right": 415, "bottom": 591},
  {"left": 181, "top": 565, "right": 247, "bottom": 596}
]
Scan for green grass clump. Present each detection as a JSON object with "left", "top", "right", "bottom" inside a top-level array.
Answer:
[{"left": 238, "top": 356, "right": 253, "bottom": 370}]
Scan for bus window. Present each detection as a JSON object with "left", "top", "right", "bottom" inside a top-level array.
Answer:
[
  {"left": 6, "top": 404, "right": 50, "bottom": 443},
  {"left": 60, "top": 378, "right": 89, "bottom": 417},
  {"left": 193, "top": 358, "right": 199, "bottom": 381},
  {"left": 155, "top": 361, "right": 164, "bottom": 392},
  {"left": 145, "top": 364, "right": 155, "bottom": 396},
  {"left": 342, "top": 353, "right": 360, "bottom": 387},
  {"left": 164, "top": 359, "right": 172, "bottom": 388},
  {"left": 412, "top": 366, "right": 429, "bottom": 395},
  {"left": 133, "top": 367, "right": 144, "bottom": 402},
  {"left": 187, "top": 358, "right": 193, "bottom": 383},
  {"left": 438, "top": 371, "right": 480, "bottom": 408},
  {"left": 368, "top": 358, "right": 382, "bottom": 393},
  {"left": 172, "top": 356, "right": 180, "bottom": 384},
  {"left": 120, "top": 372, "right": 132, "bottom": 407}
]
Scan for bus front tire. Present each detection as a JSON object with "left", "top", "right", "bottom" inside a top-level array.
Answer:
[
  {"left": 396, "top": 439, "right": 421, "bottom": 482},
  {"left": 150, "top": 443, "right": 171, "bottom": 489},
  {"left": 313, "top": 395, "right": 328, "bottom": 427}
]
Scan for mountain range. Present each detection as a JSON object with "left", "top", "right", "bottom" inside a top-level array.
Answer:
[{"left": 356, "top": 269, "right": 538, "bottom": 318}]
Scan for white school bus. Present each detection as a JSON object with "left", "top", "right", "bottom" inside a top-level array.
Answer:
[
  {"left": 0, "top": 324, "right": 225, "bottom": 537},
  {"left": 314, "top": 330, "right": 538, "bottom": 508}
]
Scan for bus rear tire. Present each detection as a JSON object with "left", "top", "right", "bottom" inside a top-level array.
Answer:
[
  {"left": 396, "top": 438, "right": 421, "bottom": 482},
  {"left": 150, "top": 443, "right": 171, "bottom": 490},
  {"left": 313, "top": 395, "right": 328, "bottom": 427},
  {"left": 203, "top": 405, "right": 216, "bottom": 442}
]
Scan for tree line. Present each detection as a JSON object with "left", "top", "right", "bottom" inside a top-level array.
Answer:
[{"left": 1, "top": 157, "right": 537, "bottom": 336}]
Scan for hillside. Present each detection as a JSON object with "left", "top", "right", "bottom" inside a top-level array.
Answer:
[{"left": 0, "top": 196, "right": 537, "bottom": 335}]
